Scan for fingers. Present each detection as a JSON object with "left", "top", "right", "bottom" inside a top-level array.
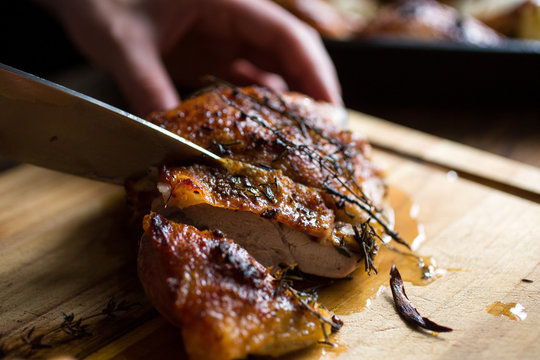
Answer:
[
  {"left": 45, "top": 0, "right": 180, "bottom": 116},
  {"left": 222, "top": 0, "right": 342, "bottom": 105},
  {"left": 279, "top": 24, "right": 343, "bottom": 105},
  {"left": 229, "top": 59, "right": 288, "bottom": 92},
  {"left": 48, "top": 0, "right": 342, "bottom": 115},
  {"left": 104, "top": 17, "right": 180, "bottom": 116},
  {"left": 110, "top": 38, "right": 180, "bottom": 116}
]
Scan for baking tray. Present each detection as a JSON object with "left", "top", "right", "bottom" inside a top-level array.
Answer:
[{"left": 324, "top": 37, "right": 540, "bottom": 108}]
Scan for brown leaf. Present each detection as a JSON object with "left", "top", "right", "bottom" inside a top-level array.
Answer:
[{"left": 390, "top": 265, "right": 452, "bottom": 332}]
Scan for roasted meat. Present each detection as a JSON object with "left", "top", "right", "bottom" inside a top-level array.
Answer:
[
  {"left": 156, "top": 161, "right": 366, "bottom": 278},
  {"left": 453, "top": 0, "right": 540, "bottom": 40},
  {"left": 133, "top": 84, "right": 401, "bottom": 358},
  {"left": 159, "top": 162, "right": 334, "bottom": 240},
  {"left": 144, "top": 84, "right": 394, "bottom": 278},
  {"left": 148, "top": 85, "right": 387, "bottom": 219},
  {"left": 272, "top": 0, "right": 375, "bottom": 39},
  {"left": 138, "top": 213, "right": 337, "bottom": 360},
  {"left": 361, "top": 0, "right": 503, "bottom": 44}
]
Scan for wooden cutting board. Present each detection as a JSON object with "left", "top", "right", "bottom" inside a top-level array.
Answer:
[{"left": 1, "top": 111, "right": 539, "bottom": 360}]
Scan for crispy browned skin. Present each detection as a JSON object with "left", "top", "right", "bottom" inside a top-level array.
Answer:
[
  {"left": 362, "top": 0, "right": 503, "bottom": 45},
  {"left": 157, "top": 161, "right": 368, "bottom": 278},
  {"left": 160, "top": 162, "right": 334, "bottom": 239},
  {"left": 149, "top": 85, "right": 386, "bottom": 223},
  {"left": 145, "top": 85, "right": 393, "bottom": 278},
  {"left": 273, "top": 0, "right": 368, "bottom": 39},
  {"left": 138, "top": 213, "right": 332, "bottom": 360}
]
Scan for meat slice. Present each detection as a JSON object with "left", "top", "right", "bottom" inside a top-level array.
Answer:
[
  {"left": 157, "top": 161, "right": 365, "bottom": 278},
  {"left": 147, "top": 84, "right": 386, "bottom": 213},
  {"left": 159, "top": 162, "right": 334, "bottom": 240},
  {"left": 138, "top": 213, "right": 336, "bottom": 360},
  {"left": 142, "top": 84, "right": 401, "bottom": 278}
]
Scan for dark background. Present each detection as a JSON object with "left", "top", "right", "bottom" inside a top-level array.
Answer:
[{"left": 0, "top": 1, "right": 85, "bottom": 76}]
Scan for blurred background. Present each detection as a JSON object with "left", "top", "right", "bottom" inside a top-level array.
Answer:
[{"left": 1, "top": 0, "right": 539, "bottom": 168}]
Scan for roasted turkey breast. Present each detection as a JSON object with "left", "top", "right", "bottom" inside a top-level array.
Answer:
[
  {"left": 133, "top": 83, "right": 402, "bottom": 359},
  {"left": 138, "top": 213, "right": 338, "bottom": 360},
  {"left": 156, "top": 161, "right": 368, "bottom": 278},
  {"left": 147, "top": 84, "right": 386, "bottom": 215},
  {"left": 140, "top": 84, "right": 399, "bottom": 278}
]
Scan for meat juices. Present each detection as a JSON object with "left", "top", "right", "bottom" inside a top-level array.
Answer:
[{"left": 134, "top": 85, "right": 394, "bottom": 359}]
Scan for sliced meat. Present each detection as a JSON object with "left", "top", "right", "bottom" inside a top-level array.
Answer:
[
  {"left": 156, "top": 162, "right": 365, "bottom": 278},
  {"left": 159, "top": 162, "right": 334, "bottom": 240},
  {"left": 138, "top": 213, "right": 335, "bottom": 360},
  {"left": 141, "top": 84, "right": 399, "bottom": 278},
  {"left": 147, "top": 84, "right": 387, "bottom": 213}
]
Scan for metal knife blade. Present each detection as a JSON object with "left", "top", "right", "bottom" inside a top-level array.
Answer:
[{"left": 0, "top": 63, "right": 221, "bottom": 184}]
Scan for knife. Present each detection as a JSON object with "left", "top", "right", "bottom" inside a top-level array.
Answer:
[{"left": 0, "top": 63, "right": 221, "bottom": 184}]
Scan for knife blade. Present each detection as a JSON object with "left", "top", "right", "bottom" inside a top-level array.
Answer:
[{"left": 0, "top": 63, "right": 221, "bottom": 184}]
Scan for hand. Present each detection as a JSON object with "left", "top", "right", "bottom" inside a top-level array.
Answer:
[{"left": 38, "top": 0, "right": 342, "bottom": 116}]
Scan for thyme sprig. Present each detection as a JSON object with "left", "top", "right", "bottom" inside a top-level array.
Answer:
[
  {"left": 228, "top": 174, "right": 279, "bottom": 204},
  {"left": 20, "top": 327, "right": 52, "bottom": 350},
  {"left": 211, "top": 140, "right": 241, "bottom": 156},
  {"left": 272, "top": 264, "right": 299, "bottom": 298},
  {"left": 59, "top": 312, "right": 93, "bottom": 338},
  {"left": 2, "top": 296, "right": 139, "bottom": 358},
  {"left": 272, "top": 265, "right": 342, "bottom": 344},
  {"left": 101, "top": 297, "right": 139, "bottom": 317},
  {"left": 210, "top": 83, "right": 408, "bottom": 250},
  {"left": 284, "top": 282, "right": 343, "bottom": 336},
  {"left": 353, "top": 221, "right": 379, "bottom": 275},
  {"left": 209, "top": 78, "right": 373, "bottom": 205},
  {"left": 323, "top": 181, "right": 409, "bottom": 249},
  {"left": 242, "top": 87, "right": 372, "bottom": 203}
]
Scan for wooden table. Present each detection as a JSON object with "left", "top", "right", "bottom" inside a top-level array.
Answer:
[
  {"left": 355, "top": 104, "right": 540, "bottom": 168},
  {"left": 1, "top": 107, "right": 539, "bottom": 359}
]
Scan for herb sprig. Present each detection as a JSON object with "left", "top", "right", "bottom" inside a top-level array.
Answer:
[
  {"left": 272, "top": 265, "right": 343, "bottom": 345},
  {"left": 1, "top": 296, "right": 139, "bottom": 358},
  {"left": 209, "top": 81, "right": 408, "bottom": 251}
]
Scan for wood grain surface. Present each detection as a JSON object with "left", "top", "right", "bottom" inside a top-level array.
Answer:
[
  {"left": 348, "top": 111, "right": 540, "bottom": 202},
  {"left": 0, "top": 112, "right": 539, "bottom": 360},
  {"left": 354, "top": 106, "right": 540, "bottom": 169}
]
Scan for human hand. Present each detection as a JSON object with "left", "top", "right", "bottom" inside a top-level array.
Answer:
[{"left": 38, "top": 0, "right": 342, "bottom": 116}]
